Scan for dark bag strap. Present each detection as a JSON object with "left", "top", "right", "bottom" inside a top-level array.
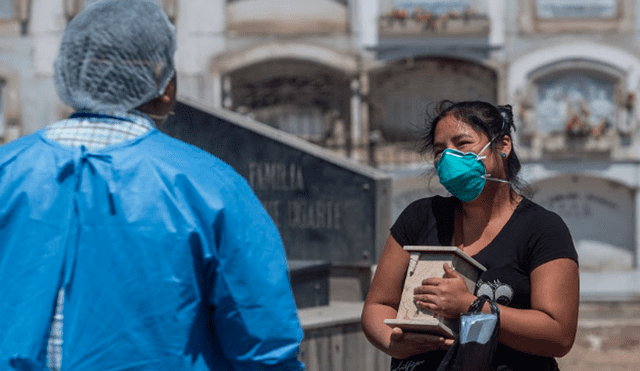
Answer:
[
  {"left": 435, "top": 296, "right": 500, "bottom": 371},
  {"left": 468, "top": 295, "right": 490, "bottom": 313},
  {"left": 467, "top": 295, "right": 500, "bottom": 338}
]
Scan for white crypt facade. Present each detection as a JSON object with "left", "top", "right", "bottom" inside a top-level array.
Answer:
[{"left": 1, "top": 0, "right": 640, "bottom": 299}]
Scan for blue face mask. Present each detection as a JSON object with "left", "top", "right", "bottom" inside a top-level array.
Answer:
[{"left": 435, "top": 141, "right": 509, "bottom": 202}]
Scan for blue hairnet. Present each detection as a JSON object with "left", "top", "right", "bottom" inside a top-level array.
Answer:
[{"left": 54, "top": 0, "right": 176, "bottom": 112}]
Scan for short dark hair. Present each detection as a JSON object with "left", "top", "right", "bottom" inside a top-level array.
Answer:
[{"left": 419, "top": 100, "right": 524, "bottom": 192}]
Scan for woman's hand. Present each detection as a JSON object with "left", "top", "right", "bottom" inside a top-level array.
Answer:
[
  {"left": 388, "top": 327, "right": 454, "bottom": 359},
  {"left": 362, "top": 236, "right": 457, "bottom": 359},
  {"left": 413, "top": 263, "right": 476, "bottom": 319}
]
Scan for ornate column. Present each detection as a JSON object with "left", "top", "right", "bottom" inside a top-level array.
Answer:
[
  {"left": 162, "top": 0, "right": 178, "bottom": 23},
  {"left": 635, "top": 189, "right": 640, "bottom": 269},
  {"left": 350, "top": 78, "right": 361, "bottom": 159},
  {"left": 222, "top": 75, "right": 232, "bottom": 109},
  {"left": 212, "top": 73, "right": 223, "bottom": 109},
  {"left": 617, "top": 91, "right": 636, "bottom": 135},
  {"left": 359, "top": 71, "right": 371, "bottom": 162},
  {"left": 17, "top": 0, "right": 31, "bottom": 34},
  {"left": 64, "top": 0, "right": 81, "bottom": 21}
]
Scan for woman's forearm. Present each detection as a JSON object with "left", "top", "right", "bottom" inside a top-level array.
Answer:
[
  {"left": 361, "top": 303, "right": 397, "bottom": 354},
  {"left": 488, "top": 259, "right": 580, "bottom": 357},
  {"left": 361, "top": 302, "right": 453, "bottom": 359},
  {"left": 497, "top": 305, "right": 576, "bottom": 357},
  {"left": 414, "top": 259, "right": 579, "bottom": 358}
]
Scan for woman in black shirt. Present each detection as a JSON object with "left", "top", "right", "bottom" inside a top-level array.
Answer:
[{"left": 361, "top": 101, "right": 579, "bottom": 371}]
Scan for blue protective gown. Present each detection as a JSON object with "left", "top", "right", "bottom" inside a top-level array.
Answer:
[{"left": 0, "top": 128, "right": 304, "bottom": 371}]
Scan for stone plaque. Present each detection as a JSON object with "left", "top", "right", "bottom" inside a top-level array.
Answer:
[
  {"left": 161, "top": 98, "right": 391, "bottom": 267},
  {"left": 532, "top": 175, "right": 634, "bottom": 272},
  {"left": 536, "top": 0, "right": 617, "bottom": 19},
  {"left": 385, "top": 246, "right": 486, "bottom": 338}
]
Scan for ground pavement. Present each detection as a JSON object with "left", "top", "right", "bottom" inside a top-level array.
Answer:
[{"left": 557, "top": 302, "right": 640, "bottom": 371}]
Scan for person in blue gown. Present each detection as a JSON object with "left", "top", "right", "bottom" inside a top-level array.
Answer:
[{"left": 0, "top": 1, "right": 304, "bottom": 370}]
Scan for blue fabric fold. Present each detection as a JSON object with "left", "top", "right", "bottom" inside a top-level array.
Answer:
[
  {"left": 10, "top": 356, "right": 49, "bottom": 371},
  {"left": 0, "top": 129, "right": 304, "bottom": 370}
]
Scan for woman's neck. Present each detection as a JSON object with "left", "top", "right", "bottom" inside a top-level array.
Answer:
[
  {"left": 461, "top": 183, "right": 519, "bottom": 218},
  {"left": 453, "top": 184, "right": 522, "bottom": 250}
]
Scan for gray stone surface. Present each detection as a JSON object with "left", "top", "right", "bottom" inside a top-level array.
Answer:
[{"left": 161, "top": 99, "right": 392, "bottom": 267}]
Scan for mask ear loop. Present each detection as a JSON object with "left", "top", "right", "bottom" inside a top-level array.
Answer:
[
  {"left": 483, "top": 175, "right": 511, "bottom": 184},
  {"left": 478, "top": 135, "right": 510, "bottom": 184},
  {"left": 475, "top": 140, "right": 494, "bottom": 160}
]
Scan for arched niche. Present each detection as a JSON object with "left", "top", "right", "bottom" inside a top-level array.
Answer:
[
  {"left": 508, "top": 43, "right": 640, "bottom": 154},
  {"left": 212, "top": 42, "right": 359, "bottom": 76},
  {"left": 530, "top": 174, "right": 635, "bottom": 271},
  {"left": 517, "top": 59, "right": 633, "bottom": 141},
  {"left": 369, "top": 56, "right": 497, "bottom": 143},
  {"left": 508, "top": 42, "right": 640, "bottom": 94},
  {"left": 225, "top": 58, "right": 352, "bottom": 144}
]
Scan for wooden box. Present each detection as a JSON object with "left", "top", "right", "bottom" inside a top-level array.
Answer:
[{"left": 384, "top": 246, "right": 486, "bottom": 338}]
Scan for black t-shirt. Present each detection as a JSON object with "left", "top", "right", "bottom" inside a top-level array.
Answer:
[{"left": 389, "top": 196, "right": 578, "bottom": 371}]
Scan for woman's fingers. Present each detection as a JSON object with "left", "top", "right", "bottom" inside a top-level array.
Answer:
[
  {"left": 414, "top": 283, "right": 441, "bottom": 295},
  {"left": 414, "top": 296, "right": 441, "bottom": 312},
  {"left": 413, "top": 263, "right": 475, "bottom": 318},
  {"left": 390, "top": 326, "right": 404, "bottom": 341},
  {"left": 442, "top": 263, "right": 458, "bottom": 278},
  {"left": 388, "top": 327, "right": 452, "bottom": 358},
  {"left": 414, "top": 293, "right": 438, "bottom": 305},
  {"left": 420, "top": 264, "right": 459, "bottom": 285},
  {"left": 421, "top": 277, "right": 443, "bottom": 286},
  {"left": 398, "top": 332, "right": 451, "bottom": 349}
]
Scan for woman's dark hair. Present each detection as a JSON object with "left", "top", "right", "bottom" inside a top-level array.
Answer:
[{"left": 419, "top": 100, "right": 524, "bottom": 192}]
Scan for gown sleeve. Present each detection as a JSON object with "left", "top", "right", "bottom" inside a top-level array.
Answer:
[{"left": 206, "top": 173, "right": 305, "bottom": 371}]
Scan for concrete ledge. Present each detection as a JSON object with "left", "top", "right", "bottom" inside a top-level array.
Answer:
[
  {"left": 580, "top": 271, "right": 640, "bottom": 302},
  {"left": 579, "top": 318, "right": 640, "bottom": 329},
  {"left": 298, "top": 301, "right": 363, "bottom": 330}
]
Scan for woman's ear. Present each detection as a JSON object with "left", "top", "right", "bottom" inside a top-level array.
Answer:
[{"left": 499, "top": 135, "right": 512, "bottom": 158}]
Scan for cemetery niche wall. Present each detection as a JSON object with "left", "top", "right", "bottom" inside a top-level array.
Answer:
[
  {"left": 162, "top": 98, "right": 392, "bottom": 306},
  {"left": 531, "top": 174, "right": 635, "bottom": 272}
]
